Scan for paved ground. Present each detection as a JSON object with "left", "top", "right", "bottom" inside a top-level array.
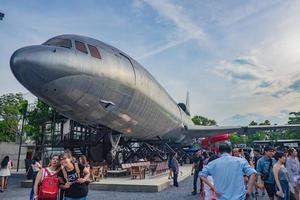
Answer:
[{"left": 0, "top": 173, "right": 269, "bottom": 200}]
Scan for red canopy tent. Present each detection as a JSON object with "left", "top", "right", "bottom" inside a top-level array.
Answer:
[{"left": 201, "top": 134, "right": 230, "bottom": 150}]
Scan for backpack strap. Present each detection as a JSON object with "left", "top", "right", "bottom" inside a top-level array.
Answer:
[
  {"left": 74, "top": 163, "right": 81, "bottom": 178},
  {"left": 40, "top": 167, "right": 50, "bottom": 183},
  {"left": 62, "top": 163, "right": 80, "bottom": 183},
  {"left": 40, "top": 168, "right": 46, "bottom": 182},
  {"left": 44, "top": 168, "right": 50, "bottom": 177},
  {"left": 44, "top": 167, "right": 58, "bottom": 177},
  {"left": 62, "top": 166, "right": 69, "bottom": 183}
]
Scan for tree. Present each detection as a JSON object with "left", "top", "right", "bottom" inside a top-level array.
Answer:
[
  {"left": 288, "top": 112, "right": 300, "bottom": 124},
  {"left": 25, "top": 100, "right": 52, "bottom": 140},
  {"left": 247, "top": 131, "right": 266, "bottom": 143},
  {"left": 284, "top": 111, "right": 300, "bottom": 139},
  {"left": 229, "top": 134, "right": 247, "bottom": 145},
  {"left": 192, "top": 115, "right": 217, "bottom": 126},
  {"left": 247, "top": 121, "right": 266, "bottom": 143},
  {"left": 249, "top": 121, "right": 258, "bottom": 126},
  {"left": 259, "top": 120, "right": 271, "bottom": 125},
  {"left": 0, "top": 93, "right": 28, "bottom": 142}
]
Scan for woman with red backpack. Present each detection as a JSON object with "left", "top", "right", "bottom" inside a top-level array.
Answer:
[{"left": 33, "top": 155, "right": 60, "bottom": 200}]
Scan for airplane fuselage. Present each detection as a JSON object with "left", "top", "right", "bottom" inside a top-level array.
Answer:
[{"left": 11, "top": 35, "right": 192, "bottom": 142}]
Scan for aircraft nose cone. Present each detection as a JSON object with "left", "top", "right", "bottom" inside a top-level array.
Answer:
[
  {"left": 10, "top": 46, "right": 46, "bottom": 94},
  {"left": 10, "top": 45, "right": 64, "bottom": 95},
  {"left": 10, "top": 47, "right": 27, "bottom": 77}
]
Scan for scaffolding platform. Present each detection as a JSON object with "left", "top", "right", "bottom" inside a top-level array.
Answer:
[{"left": 21, "top": 164, "right": 192, "bottom": 192}]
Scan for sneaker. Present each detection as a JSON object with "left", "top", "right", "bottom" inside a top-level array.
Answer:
[{"left": 191, "top": 191, "right": 197, "bottom": 195}]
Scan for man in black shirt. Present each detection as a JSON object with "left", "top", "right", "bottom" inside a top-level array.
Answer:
[
  {"left": 191, "top": 150, "right": 203, "bottom": 195},
  {"left": 253, "top": 149, "right": 262, "bottom": 169},
  {"left": 58, "top": 152, "right": 90, "bottom": 200}
]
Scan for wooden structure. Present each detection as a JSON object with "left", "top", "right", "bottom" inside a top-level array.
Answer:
[
  {"left": 121, "top": 161, "right": 150, "bottom": 179},
  {"left": 90, "top": 163, "right": 109, "bottom": 182},
  {"left": 149, "top": 162, "right": 168, "bottom": 175}
]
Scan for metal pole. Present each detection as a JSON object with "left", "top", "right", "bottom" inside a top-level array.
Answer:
[
  {"left": 51, "top": 110, "right": 55, "bottom": 154},
  {"left": 17, "top": 115, "right": 25, "bottom": 172}
]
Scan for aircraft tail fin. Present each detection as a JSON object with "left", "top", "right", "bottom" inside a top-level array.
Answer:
[{"left": 186, "top": 91, "right": 190, "bottom": 116}]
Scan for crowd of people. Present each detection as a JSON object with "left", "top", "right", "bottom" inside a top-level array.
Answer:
[
  {"left": 185, "top": 144, "right": 300, "bottom": 200},
  {"left": 2, "top": 144, "right": 300, "bottom": 200}
]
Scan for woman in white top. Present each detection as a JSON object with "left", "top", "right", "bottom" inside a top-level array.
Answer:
[
  {"left": 286, "top": 148, "right": 300, "bottom": 200},
  {"left": 0, "top": 156, "right": 13, "bottom": 192}
]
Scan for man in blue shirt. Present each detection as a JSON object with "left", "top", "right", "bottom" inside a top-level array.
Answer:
[
  {"left": 256, "top": 146, "right": 276, "bottom": 200},
  {"left": 199, "top": 143, "right": 256, "bottom": 200}
]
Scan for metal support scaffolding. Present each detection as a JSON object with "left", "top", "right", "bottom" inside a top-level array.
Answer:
[
  {"left": 31, "top": 114, "right": 192, "bottom": 168},
  {"left": 119, "top": 140, "right": 191, "bottom": 164}
]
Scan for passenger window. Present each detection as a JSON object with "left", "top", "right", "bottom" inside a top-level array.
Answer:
[
  {"left": 88, "top": 44, "right": 101, "bottom": 59},
  {"left": 44, "top": 38, "right": 72, "bottom": 48},
  {"left": 75, "top": 41, "right": 88, "bottom": 54}
]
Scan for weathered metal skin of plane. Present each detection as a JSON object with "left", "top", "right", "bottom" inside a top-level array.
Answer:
[
  {"left": 10, "top": 35, "right": 189, "bottom": 142},
  {"left": 11, "top": 34, "right": 300, "bottom": 144}
]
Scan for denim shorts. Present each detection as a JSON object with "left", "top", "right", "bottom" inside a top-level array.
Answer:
[{"left": 64, "top": 197, "right": 87, "bottom": 200}]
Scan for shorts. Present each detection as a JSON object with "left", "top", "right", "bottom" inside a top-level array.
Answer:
[
  {"left": 64, "top": 197, "right": 87, "bottom": 200},
  {"left": 264, "top": 182, "right": 275, "bottom": 198}
]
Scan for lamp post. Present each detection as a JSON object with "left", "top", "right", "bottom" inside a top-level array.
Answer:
[
  {"left": 16, "top": 113, "right": 26, "bottom": 172},
  {"left": 16, "top": 101, "right": 28, "bottom": 172}
]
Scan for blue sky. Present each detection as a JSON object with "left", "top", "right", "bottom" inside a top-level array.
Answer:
[{"left": 1, "top": 0, "right": 300, "bottom": 125}]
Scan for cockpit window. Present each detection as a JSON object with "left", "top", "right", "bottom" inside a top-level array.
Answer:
[
  {"left": 87, "top": 44, "right": 101, "bottom": 59},
  {"left": 75, "top": 41, "right": 88, "bottom": 54},
  {"left": 44, "top": 38, "right": 72, "bottom": 48}
]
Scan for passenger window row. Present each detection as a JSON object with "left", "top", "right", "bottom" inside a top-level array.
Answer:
[{"left": 44, "top": 38, "right": 101, "bottom": 59}]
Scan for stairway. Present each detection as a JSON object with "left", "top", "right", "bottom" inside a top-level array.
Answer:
[{"left": 71, "top": 147, "right": 84, "bottom": 158}]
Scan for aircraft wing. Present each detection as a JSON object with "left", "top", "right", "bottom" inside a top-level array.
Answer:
[{"left": 186, "top": 124, "right": 300, "bottom": 138}]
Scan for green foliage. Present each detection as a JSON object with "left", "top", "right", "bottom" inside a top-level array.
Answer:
[
  {"left": 230, "top": 120, "right": 273, "bottom": 145},
  {"left": 25, "top": 100, "right": 52, "bottom": 139},
  {"left": 249, "top": 121, "right": 258, "bottom": 126},
  {"left": 0, "top": 93, "right": 28, "bottom": 142},
  {"left": 259, "top": 120, "right": 271, "bottom": 125},
  {"left": 229, "top": 134, "right": 244, "bottom": 145},
  {"left": 268, "top": 131, "right": 282, "bottom": 142},
  {"left": 230, "top": 116, "right": 300, "bottom": 145},
  {"left": 283, "top": 131, "right": 300, "bottom": 139},
  {"left": 248, "top": 131, "right": 266, "bottom": 142},
  {"left": 284, "top": 111, "right": 300, "bottom": 139},
  {"left": 288, "top": 112, "right": 300, "bottom": 124},
  {"left": 192, "top": 115, "right": 217, "bottom": 126}
]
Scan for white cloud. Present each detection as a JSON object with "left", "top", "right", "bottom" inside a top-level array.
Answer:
[
  {"left": 136, "top": 0, "right": 208, "bottom": 59},
  {"left": 221, "top": 111, "right": 291, "bottom": 126},
  {"left": 216, "top": 0, "right": 281, "bottom": 27},
  {"left": 213, "top": 1, "right": 300, "bottom": 99}
]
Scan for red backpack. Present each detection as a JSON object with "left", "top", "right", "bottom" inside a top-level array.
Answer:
[{"left": 38, "top": 168, "right": 59, "bottom": 199}]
